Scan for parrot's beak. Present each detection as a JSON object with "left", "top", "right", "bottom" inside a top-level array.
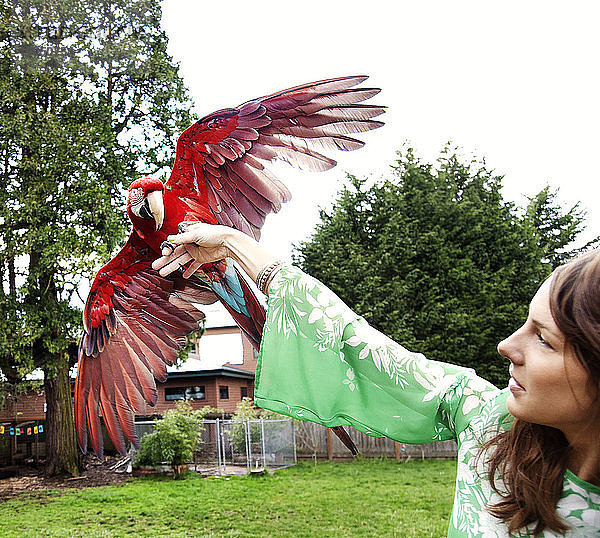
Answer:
[{"left": 146, "top": 190, "right": 164, "bottom": 231}]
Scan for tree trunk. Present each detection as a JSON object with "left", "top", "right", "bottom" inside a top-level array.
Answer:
[{"left": 43, "top": 353, "right": 81, "bottom": 476}]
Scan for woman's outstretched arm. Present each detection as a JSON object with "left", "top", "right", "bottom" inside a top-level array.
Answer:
[{"left": 151, "top": 221, "right": 502, "bottom": 445}]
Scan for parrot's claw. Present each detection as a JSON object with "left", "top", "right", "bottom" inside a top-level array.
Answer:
[
  {"left": 178, "top": 221, "right": 196, "bottom": 234},
  {"left": 159, "top": 241, "right": 175, "bottom": 254}
]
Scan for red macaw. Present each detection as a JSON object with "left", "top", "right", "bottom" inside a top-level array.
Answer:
[{"left": 75, "top": 75, "right": 385, "bottom": 457}]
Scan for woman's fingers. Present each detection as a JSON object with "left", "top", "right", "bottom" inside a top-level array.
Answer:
[
  {"left": 183, "top": 257, "right": 204, "bottom": 279},
  {"left": 159, "top": 254, "right": 190, "bottom": 277},
  {"left": 165, "top": 223, "right": 218, "bottom": 248},
  {"left": 152, "top": 249, "right": 193, "bottom": 277},
  {"left": 152, "top": 223, "right": 230, "bottom": 278},
  {"left": 152, "top": 244, "right": 185, "bottom": 271}
]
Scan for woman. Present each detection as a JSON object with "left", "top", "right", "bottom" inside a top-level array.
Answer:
[{"left": 152, "top": 223, "right": 600, "bottom": 537}]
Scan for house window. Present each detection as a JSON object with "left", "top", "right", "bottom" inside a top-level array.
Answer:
[
  {"left": 240, "top": 387, "right": 248, "bottom": 399},
  {"left": 165, "top": 386, "right": 205, "bottom": 401},
  {"left": 219, "top": 385, "right": 229, "bottom": 399}
]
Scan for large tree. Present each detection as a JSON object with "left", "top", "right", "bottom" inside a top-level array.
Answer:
[
  {"left": 0, "top": 0, "right": 192, "bottom": 475},
  {"left": 295, "top": 147, "right": 595, "bottom": 387}
]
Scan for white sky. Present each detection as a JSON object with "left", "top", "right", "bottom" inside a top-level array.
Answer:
[{"left": 161, "top": 0, "right": 600, "bottom": 258}]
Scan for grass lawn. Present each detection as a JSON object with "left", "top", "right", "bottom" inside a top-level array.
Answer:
[{"left": 0, "top": 458, "right": 457, "bottom": 537}]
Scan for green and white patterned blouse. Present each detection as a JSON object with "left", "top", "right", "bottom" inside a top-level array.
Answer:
[{"left": 254, "top": 266, "right": 600, "bottom": 537}]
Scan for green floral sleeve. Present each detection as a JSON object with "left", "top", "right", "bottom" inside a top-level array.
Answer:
[
  {"left": 255, "top": 266, "right": 499, "bottom": 445},
  {"left": 256, "top": 267, "right": 600, "bottom": 537}
]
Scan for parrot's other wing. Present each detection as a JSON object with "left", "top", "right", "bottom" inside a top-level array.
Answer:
[
  {"left": 166, "top": 75, "right": 384, "bottom": 238},
  {"left": 75, "top": 233, "right": 217, "bottom": 458}
]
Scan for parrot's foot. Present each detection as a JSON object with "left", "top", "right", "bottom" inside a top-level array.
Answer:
[
  {"left": 178, "top": 221, "right": 197, "bottom": 234},
  {"left": 159, "top": 241, "right": 175, "bottom": 254}
]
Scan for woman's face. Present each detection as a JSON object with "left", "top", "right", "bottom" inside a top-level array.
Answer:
[{"left": 497, "top": 278, "right": 597, "bottom": 436}]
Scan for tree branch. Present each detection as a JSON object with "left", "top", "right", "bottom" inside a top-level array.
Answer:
[{"left": 113, "top": 90, "right": 143, "bottom": 135}]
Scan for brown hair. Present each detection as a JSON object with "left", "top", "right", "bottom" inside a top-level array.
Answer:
[{"left": 483, "top": 250, "right": 600, "bottom": 535}]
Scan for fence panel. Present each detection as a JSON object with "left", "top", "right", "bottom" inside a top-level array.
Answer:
[
  {"left": 133, "top": 419, "right": 457, "bottom": 472},
  {"left": 196, "top": 419, "right": 218, "bottom": 464},
  {"left": 294, "top": 422, "right": 457, "bottom": 460},
  {"left": 218, "top": 419, "right": 250, "bottom": 470},
  {"left": 252, "top": 419, "right": 296, "bottom": 469}
]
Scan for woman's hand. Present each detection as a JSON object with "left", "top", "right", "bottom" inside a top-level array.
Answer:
[
  {"left": 151, "top": 222, "right": 278, "bottom": 284},
  {"left": 152, "top": 223, "right": 232, "bottom": 278}
]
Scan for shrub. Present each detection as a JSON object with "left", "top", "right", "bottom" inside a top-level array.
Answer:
[{"left": 134, "top": 401, "right": 214, "bottom": 467}]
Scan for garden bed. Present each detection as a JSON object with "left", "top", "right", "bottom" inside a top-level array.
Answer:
[{"left": 0, "top": 454, "right": 130, "bottom": 502}]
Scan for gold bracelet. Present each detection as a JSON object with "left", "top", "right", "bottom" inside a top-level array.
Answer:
[
  {"left": 257, "top": 261, "right": 281, "bottom": 294},
  {"left": 256, "top": 260, "right": 284, "bottom": 295},
  {"left": 262, "top": 263, "right": 285, "bottom": 295}
]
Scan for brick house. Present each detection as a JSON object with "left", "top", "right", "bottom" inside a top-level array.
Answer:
[
  {"left": 0, "top": 302, "right": 258, "bottom": 462},
  {"left": 141, "top": 301, "right": 258, "bottom": 416}
]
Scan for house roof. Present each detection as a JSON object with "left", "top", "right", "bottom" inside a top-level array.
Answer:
[{"left": 166, "top": 365, "right": 254, "bottom": 380}]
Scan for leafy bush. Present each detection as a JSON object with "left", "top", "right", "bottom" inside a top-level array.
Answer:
[
  {"left": 230, "top": 398, "right": 286, "bottom": 453},
  {"left": 232, "top": 397, "right": 261, "bottom": 421},
  {"left": 233, "top": 397, "right": 284, "bottom": 421},
  {"left": 134, "top": 401, "right": 214, "bottom": 467}
]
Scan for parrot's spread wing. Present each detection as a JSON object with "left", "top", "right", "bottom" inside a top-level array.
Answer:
[
  {"left": 166, "top": 75, "right": 384, "bottom": 238},
  {"left": 75, "top": 233, "right": 218, "bottom": 458}
]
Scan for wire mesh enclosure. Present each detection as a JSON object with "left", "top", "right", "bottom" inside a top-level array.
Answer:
[{"left": 134, "top": 418, "right": 296, "bottom": 475}]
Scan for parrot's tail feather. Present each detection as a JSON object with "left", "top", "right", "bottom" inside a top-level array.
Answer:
[
  {"left": 331, "top": 426, "right": 359, "bottom": 456},
  {"left": 216, "top": 265, "right": 265, "bottom": 350}
]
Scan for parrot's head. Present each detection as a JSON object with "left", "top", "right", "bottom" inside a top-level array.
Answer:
[{"left": 127, "top": 178, "right": 165, "bottom": 235}]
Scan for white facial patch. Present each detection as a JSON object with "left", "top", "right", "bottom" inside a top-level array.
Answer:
[{"left": 129, "top": 187, "right": 144, "bottom": 205}]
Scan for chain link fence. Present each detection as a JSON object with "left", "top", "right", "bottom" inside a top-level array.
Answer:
[{"left": 134, "top": 418, "right": 296, "bottom": 475}]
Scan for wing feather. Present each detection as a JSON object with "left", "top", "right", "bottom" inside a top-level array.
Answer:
[
  {"left": 99, "top": 358, "right": 126, "bottom": 454},
  {"left": 166, "top": 75, "right": 384, "bottom": 239},
  {"left": 124, "top": 317, "right": 173, "bottom": 368},
  {"left": 114, "top": 385, "right": 137, "bottom": 449},
  {"left": 75, "top": 239, "right": 218, "bottom": 457},
  {"left": 228, "top": 160, "right": 285, "bottom": 205}
]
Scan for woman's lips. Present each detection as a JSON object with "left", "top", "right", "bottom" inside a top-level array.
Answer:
[{"left": 508, "top": 377, "right": 525, "bottom": 392}]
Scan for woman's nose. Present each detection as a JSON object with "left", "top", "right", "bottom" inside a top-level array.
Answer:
[
  {"left": 497, "top": 329, "right": 524, "bottom": 365},
  {"left": 497, "top": 338, "right": 509, "bottom": 359}
]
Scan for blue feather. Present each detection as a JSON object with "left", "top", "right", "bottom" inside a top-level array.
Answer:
[{"left": 209, "top": 259, "right": 250, "bottom": 317}]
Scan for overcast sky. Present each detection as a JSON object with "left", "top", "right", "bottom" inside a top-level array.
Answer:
[{"left": 161, "top": 1, "right": 600, "bottom": 257}]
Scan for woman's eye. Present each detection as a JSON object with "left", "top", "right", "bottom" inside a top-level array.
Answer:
[{"left": 537, "top": 332, "right": 553, "bottom": 349}]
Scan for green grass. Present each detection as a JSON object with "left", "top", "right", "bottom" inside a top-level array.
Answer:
[{"left": 0, "top": 458, "right": 456, "bottom": 537}]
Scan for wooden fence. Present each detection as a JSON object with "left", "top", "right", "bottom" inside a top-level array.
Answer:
[{"left": 295, "top": 422, "right": 457, "bottom": 461}]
